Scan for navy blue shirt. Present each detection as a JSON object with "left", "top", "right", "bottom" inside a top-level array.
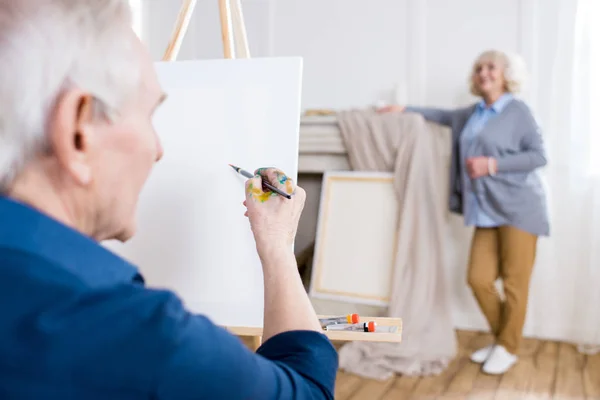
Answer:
[{"left": 0, "top": 196, "right": 338, "bottom": 399}]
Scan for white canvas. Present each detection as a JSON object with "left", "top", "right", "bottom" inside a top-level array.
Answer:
[
  {"left": 309, "top": 171, "right": 399, "bottom": 307},
  {"left": 103, "top": 58, "right": 302, "bottom": 328}
]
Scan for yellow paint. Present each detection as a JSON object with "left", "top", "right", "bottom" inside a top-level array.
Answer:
[
  {"left": 282, "top": 176, "right": 294, "bottom": 195},
  {"left": 247, "top": 169, "right": 295, "bottom": 201},
  {"left": 248, "top": 182, "right": 276, "bottom": 202},
  {"left": 275, "top": 171, "right": 294, "bottom": 195}
]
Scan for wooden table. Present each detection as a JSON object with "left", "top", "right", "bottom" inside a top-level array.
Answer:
[{"left": 226, "top": 315, "right": 403, "bottom": 349}]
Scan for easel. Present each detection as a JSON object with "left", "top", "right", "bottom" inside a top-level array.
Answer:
[
  {"left": 163, "top": 0, "right": 250, "bottom": 61},
  {"left": 161, "top": 0, "right": 403, "bottom": 350}
]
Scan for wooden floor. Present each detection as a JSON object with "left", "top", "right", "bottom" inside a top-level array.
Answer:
[
  {"left": 242, "top": 330, "right": 600, "bottom": 399},
  {"left": 331, "top": 330, "right": 600, "bottom": 400}
]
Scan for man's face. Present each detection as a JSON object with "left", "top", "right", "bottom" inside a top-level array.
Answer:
[{"left": 88, "top": 34, "right": 166, "bottom": 241}]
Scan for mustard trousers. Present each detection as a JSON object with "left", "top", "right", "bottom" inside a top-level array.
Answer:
[{"left": 467, "top": 226, "right": 538, "bottom": 354}]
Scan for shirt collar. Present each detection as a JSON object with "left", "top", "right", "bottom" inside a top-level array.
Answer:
[
  {"left": 0, "top": 196, "right": 141, "bottom": 287},
  {"left": 477, "top": 93, "right": 514, "bottom": 113}
]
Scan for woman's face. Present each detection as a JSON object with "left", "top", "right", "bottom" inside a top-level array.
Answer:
[{"left": 473, "top": 58, "right": 506, "bottom": 97}]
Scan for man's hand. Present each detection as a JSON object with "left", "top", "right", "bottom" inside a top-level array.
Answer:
[
  {"left": 243, "top": 168, "right": 306, "bottom": 258},
  {"left": 466, "top": 156, "right": 496, "bottom": 178},
  {"left": 242, "top": 168, "right": 321, "bottom": 341}
]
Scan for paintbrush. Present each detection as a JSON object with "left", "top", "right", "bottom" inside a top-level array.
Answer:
[{"left": 229, "top": 164, "right": 292, "bottom": 199}]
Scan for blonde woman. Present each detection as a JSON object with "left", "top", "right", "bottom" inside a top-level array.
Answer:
[{"left": 380, "top": 50, "right": 549, "bottom": 374}]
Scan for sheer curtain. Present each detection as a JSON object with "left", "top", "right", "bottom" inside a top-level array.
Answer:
[
  {"left": 530, "top": 0, "right": 600, "bottom": 353},
  {"left": 129, "top": 0, "right": 143, "bottom": 38}
]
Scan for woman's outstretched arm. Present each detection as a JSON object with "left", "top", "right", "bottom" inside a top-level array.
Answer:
[{"left": 378, "top": 104, "right": 458, "bottom": 127}]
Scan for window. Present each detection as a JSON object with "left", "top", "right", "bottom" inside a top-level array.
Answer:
[
  {"left": 589, "top": 0, "right": 600, "bottom": 175},
  {"left": 576, "top": 0, "right": 600, "bottom": 176},
  {"left": 129, "top": 0, "right": 143, "bottom": 39}
]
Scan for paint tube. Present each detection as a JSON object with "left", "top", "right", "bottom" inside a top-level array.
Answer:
[
  {"left": 373, "top": 325, "right": 399, "bottom": 334},
  {"left": 326, "top": 321, "right": 377, "bottom": 332},
  {"left": 319, "top": 314, "right": 359, "bottom": 327},
  {"left": 325, "top": 322, "right": 399, "bottom": 334}
]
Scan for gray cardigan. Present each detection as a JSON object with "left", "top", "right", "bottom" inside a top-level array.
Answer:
[{"left": 406, "top": 99, "right": 550, "bottom": 236}]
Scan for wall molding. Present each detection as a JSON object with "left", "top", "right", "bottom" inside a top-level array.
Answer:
[
  {"left": 405, "top": 0, "right": 428, "bottom": 105},
  {"left": 402, "top": 0, "right": 539, "bottom": 108},
  {"left": 518, "top": 0, "right": 540, "bottom": 112}
]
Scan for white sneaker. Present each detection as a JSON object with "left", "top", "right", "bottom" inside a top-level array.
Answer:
[
  {"left": 470, "top": 344, "right": 495, "bottom": 363},
  {"left": 482, "top": 345, "right": 518, "bottom": 374}
]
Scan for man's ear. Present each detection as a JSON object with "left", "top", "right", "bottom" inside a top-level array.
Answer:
[{"left": 47, "top": 89, "right": 96, "bottom": 185}]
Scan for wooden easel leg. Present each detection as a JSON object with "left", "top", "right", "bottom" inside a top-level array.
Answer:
[
  {"left": 218, "top": 0, "right": 234, "bottom": 58},
  {"left": 162, "top": 0, "right": 198, "bottom": 61},
  {"left": 162, "top": 0, "right": 250, "bottom": 62},
  {"left": 230, "top": 0, "right": 250, "bottom": 58},
  {"left": 253, "top": 335, "right": 263, "bottom": 351}
]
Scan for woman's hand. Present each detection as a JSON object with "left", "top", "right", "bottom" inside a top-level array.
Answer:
[
  {"left": 243, "top": 167, "right": 306, "bottom": 257},
  {"left": 377, "top": 104, "right": 405, "bottom": 113},
  {"left": 466, "top": 156, "right": 497, "bottom": 178}
]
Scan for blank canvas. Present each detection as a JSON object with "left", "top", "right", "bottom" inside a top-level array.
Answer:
[
  {"left": 103, "top": 58, "right": 302, "bottom": 328},
  {"left": 309, "top": 172, "right": 399, "bottom": 307}
]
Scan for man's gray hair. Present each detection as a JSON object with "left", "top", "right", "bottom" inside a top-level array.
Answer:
[{"left": 0, "top": 0, "right": 140, "bottom": 192}]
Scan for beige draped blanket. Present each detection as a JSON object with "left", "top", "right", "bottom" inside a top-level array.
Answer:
[{"left": 335, "top": 109, "right": 457, "bottom": 380}]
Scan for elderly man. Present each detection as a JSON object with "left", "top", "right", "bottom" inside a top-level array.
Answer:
[{"left": 0, "top": 0, "right": 337, "bottom": 398}]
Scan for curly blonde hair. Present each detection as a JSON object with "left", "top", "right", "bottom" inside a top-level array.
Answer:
[{"left": 469, "top": 50, "right": 528, "bottom": 97}]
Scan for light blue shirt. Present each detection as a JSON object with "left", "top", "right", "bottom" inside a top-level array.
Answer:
[
  {"left": 460, "top": 93, "right": 514, "bottom": 227},
  {"left": 405, "top": 95, "right": 549, "bottom": 236}
]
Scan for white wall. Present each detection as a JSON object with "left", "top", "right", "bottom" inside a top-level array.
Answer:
[
  {"left": 141, "top": 0, "right": 541, "bottom": 111},
  {"left": 140, "top": 0, "right": 570, "bottom": 340}
]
